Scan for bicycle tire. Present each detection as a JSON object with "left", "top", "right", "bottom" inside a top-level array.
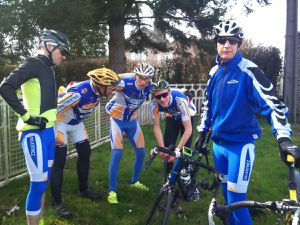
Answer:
[
  {"left": 146, "top": 185, "right": 168, "bottom": 225},
  {"left": 161, "top": 187, "right": 175, "bottom": 225}
]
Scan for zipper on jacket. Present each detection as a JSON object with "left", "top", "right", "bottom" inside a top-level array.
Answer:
[{"left": 215, "top": 65, "right": 227, "bottom": 141}]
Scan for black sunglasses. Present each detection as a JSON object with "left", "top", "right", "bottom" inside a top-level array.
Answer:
[
  {"left": 217, "top": 37, "right": 239, "bottom": 45},
  {"left": 154, "top": 92, "right": 169, "bottom": 100},
  {"left": 58, "top": 47, "right": 69, "bottom": 57}
]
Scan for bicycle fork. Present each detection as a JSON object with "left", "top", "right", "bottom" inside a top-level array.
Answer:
[{"left": 286, "top": 155, "right": 298, "bottom": 225}]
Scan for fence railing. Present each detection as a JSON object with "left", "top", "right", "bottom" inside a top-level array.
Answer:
[{"left": 0, "top": 83, "right": 206, "bottom": 187}]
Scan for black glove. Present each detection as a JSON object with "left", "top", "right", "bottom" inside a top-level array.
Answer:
[
  {"left": 25, "top": 116, "right": 48, "bottom": 130},
  {"left": 278, "top": 137, "right": 300, "bottom": 168},
  {"left": 194, "top": 132, "right": 206, "bottom": 148}
]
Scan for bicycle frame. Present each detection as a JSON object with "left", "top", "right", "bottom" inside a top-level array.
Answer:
[
  {"left": 288, "top": 155, "right": 298, "bottom": 202},
  {"left": 145, "top": 136, "right": 217, "bottom": 225},
  {"left": 286, "top": 155, "right": 299, "bottom": 224}
]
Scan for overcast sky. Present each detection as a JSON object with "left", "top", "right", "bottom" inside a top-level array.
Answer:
[{"left": 233, "top": 1, "right": 288, "bottom": 54}]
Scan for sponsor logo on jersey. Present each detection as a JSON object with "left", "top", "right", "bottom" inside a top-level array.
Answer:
[
  {"left": 81, "top": 88, "right": 88, "bottom": 94},
  {"left": 57, "top": 93, "right": 81, "bottom": 112},
  {"left": 82, "top": 103, "right": 98, "bottom": 110},
  {"left": 27, "top": 135, "right": 38, "bottom": 167},
  {"left": 227, "top": 79, "right": 239, "bottom": 84},
  {"left": 243, "top": 151, "right": 251, "bottom": 181},
  {"left": 89, "top": 97, "right": 97, "bottom": 103},
  {"left": 176, "top": 98, "right": 182, "bottom": 106},
  {"left": 124, "top": 94, "right": 146, "bottom": 110}
]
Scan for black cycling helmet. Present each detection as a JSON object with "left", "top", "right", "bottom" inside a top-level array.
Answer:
[
  {"left": 214, "top": 20, "right": 244, "bottom": 45},
  {"left": 41, "top": 29, "right": 71, "bottom": 55},
  {"left": 151, "top": 79, "right": 170, "bottom": 93}
]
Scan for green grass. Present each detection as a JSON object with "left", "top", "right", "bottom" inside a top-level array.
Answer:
[{"left": 0, "top": 118, "right": 299, "bottom": 225}]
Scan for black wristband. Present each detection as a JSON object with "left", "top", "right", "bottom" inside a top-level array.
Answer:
[{"left": 278, "top": 137, "right": 291, "bottom": 144}]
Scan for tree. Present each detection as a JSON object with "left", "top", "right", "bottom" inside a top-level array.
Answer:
[
  {"left": 0, "top": 0, "right": 108, "bottom": 60},
  {"left": 241, "top": 40, "right": 283, "bottom": 95},
  {"left": 0, "top": 0, "right": 273, "bottom": 73}
]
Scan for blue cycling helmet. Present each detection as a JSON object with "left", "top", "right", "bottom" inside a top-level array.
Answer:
[{"left": 41, "top": 29, "right": 71, "bottom": 54}]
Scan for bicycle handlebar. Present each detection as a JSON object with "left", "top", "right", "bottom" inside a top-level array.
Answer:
[
  {"left": 144, "top": 145, "right": 175, "bottom": 170},
  {"left": 152, "top": 146, "right": 218, "bottom": 190},
  {"left": 145, "top": 131, "right": 212, "bottom": 171},
  {"left": 209, "top": 198, "right": 300, "bottom": 225},
  {"left": 220, "top": 199, "right": 300, "bottom": 212}
]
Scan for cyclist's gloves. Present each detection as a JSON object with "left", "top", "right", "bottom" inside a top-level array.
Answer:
[
  {"left": 278, "top": 137, "right": 300, "bottom": 168},
  {"left": 160, "top": 152, "right": 175, "bottom": 163},
  {"left": 25, "top": 116, "right": 48, "bottom": 130},
  {"left": 174, "top": 147, "right": 181, "bottom": 158},
  {"left": 194, "top": 132, "right": 206, "bottom": 148}
]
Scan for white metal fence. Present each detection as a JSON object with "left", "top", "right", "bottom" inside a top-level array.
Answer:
[{"left": 0, "top": 83, "right": 206, "bottom": 187}]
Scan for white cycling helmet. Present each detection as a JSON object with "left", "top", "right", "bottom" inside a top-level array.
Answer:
[
  {"left": 214, "top": 20, "right": 244, "bottom": 40},
  {"left": 134, "top": 63, "right": 155, "bottom": 78}
]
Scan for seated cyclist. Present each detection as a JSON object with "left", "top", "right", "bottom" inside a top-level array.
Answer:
[
  {"left": 106, "top": 63, "right": 154, "bottom": 204},
  {"left": 50, "top": 68, "right": 123, "bottom": 217}
]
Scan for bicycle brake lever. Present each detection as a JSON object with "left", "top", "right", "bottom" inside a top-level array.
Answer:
[{"left": 144, "top": 149, "right": 157, "bottom": 170}]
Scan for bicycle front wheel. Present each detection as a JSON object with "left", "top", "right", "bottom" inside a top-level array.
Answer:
[
  {"left": 161, "top": 187, "right": 174, "bottom": 225},
  {"left": 146, "top": 185, "right": 174, "bottom": 225}
]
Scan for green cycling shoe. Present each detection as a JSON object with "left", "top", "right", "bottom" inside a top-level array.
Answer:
[
  {"left": 131, "top": 181, "right": 149, "bottom": 191},
  {"left": 107, "top": 191, "right": 118, "bottom": 204}
]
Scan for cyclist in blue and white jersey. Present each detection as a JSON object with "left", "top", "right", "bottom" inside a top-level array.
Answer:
[
  {"left": 105, "top": 63, "right": 154, "bottom": 204},
  {"left": 0, "top": 29, "right": 70, "bottom": 225},
  {"left": 194, "top": 20, "right": 300, "bottom": 225},
  {"left": 51, "top": 68, "right": 122, "bottom": 217},
  {"left": 151, "top": 80, "right": 201, "bottom": 200},
  {"left": 150, "top": 81, "right": 195, "bottom": 178}
]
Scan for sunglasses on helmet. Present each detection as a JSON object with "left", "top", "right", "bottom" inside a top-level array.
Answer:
[
  {"left": 216, "top": 37, "right": 239, "bottom": 45},
  {"left": 154, "top": 92, "right": 169, "bottom": 100}
]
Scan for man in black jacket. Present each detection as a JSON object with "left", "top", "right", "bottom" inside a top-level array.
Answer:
[{"left": 0, "top": 29, "right": 70, "bottom": 225}]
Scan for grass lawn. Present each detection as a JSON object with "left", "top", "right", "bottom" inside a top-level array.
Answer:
[{"left": 0, "top": 117, "right": 299, "bottom": 225}]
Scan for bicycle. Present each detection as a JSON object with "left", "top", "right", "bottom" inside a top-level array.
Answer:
[
  {"left": 208, "top": 156, "right": 300, "bottom": 225},
  {"left": 145, "top": 136, "right": 218, "bottom": 225}
]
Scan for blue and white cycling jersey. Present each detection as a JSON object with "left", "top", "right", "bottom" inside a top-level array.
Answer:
[
  {"left": 150, "top": 90, "right": 193, "bottom": 121},
  {"left": 198, "top": 50, "right": 291, "bottom": 143},
  {"left": 106, "top": 76, "right": 151, "bottom": 121},
  {"left": 57, "top": 80, "right": 100, "bottom": 125}
]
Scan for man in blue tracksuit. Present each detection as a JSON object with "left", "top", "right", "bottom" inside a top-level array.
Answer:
[{"left": 195, "top": 20, "right": 300, "bottom": 225}]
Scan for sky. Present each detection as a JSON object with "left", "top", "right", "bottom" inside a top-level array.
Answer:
[
  {"left": 232, "top": 1, "right": 288, "bottom": 54},
  {"left": 125, "top": 1, "right": 298, "bottom": 56}
]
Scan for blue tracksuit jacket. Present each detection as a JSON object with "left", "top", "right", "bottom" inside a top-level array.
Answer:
[{"left": 197, "top": 50, "right": 291, "bottom": 143}]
